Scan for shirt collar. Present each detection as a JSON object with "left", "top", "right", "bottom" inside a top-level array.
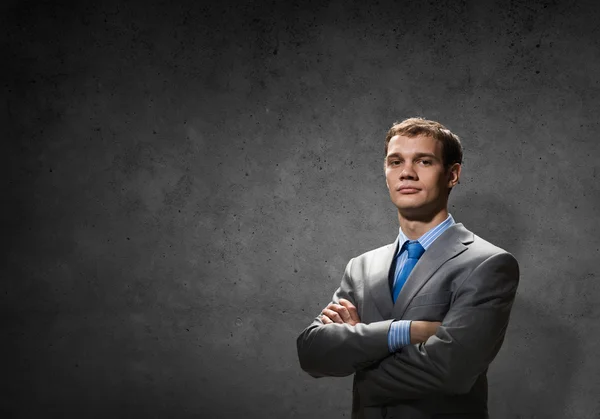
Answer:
[{"left": 397, "top": 213, "right": 455, "bottom": 254}]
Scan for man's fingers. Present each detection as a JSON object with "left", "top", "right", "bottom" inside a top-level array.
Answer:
[
  {"left": 321, "top": 300, "right": 361, "bottom": 326},
  {"left": 339, "top": 299, "right": 360, "bottom": 324},
  {"left": 321, "top": 314, "right": 333, "bottom": 324},
  {"left": 321, "top": 308, "right": 343, "bottom": 324},
  {"left": 326, "top": 303, "right": 351, "bottom": 323},
  {"left": 338, "top": 298, "right": 354, "bottom": 309}
]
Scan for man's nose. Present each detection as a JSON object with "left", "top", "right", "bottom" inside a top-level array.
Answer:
[{"left": 399, "top": 164, "right": 417, "bottom": 180}]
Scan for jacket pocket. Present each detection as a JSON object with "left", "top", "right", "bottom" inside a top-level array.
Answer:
[
  {"left": 403, "top": 292, "right": 452, "bottom": 321},
  {"left": 409, "top": 291, "right": 452, "bottom": 307}
]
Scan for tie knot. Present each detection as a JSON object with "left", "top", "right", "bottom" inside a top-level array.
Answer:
[{"left": 406, "top": 241, "right": 425, "bottom": 259}]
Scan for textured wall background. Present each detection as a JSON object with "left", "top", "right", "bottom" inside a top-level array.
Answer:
[{"left": 4, "top": 0, "right": 600, "bottom": 418}]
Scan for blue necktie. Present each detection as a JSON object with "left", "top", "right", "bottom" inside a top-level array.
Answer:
[{"left": 392, "top": 241, "right": 425, "bottom": 303}]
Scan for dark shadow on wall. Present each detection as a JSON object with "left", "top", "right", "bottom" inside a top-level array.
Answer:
[
  {"left": 451, "top": 191, "right": 578, "bottom": 419},
  {"left": 488, "top": 295, "right": 578, "bottom": 419}
]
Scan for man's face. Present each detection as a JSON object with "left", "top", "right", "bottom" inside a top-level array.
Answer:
[{"left": 385, "top": 134, "right": 460, "bottom": 218}]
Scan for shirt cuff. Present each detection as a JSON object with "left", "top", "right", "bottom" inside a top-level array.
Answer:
[{"left": 387, "top": 320, "right": 412, "bottom": 352}]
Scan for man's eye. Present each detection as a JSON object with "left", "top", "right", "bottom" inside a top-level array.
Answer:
[
  {"left": 390, "top": 160, "right": 401, "bottom": 166},
  {"left": 419, "top": 160, "right": 432, "bottom": 166}
]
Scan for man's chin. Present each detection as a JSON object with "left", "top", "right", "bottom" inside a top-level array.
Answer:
[
  {"left": 395, "top": 203, "right": 441, "bottom": 221},
  {"left": 394, "top": 200, "right": 425, "bottom": 213}
]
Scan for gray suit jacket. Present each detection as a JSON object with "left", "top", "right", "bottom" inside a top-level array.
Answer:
[{"left": 297, "top": 224, "right": 519, "bottom": 419}]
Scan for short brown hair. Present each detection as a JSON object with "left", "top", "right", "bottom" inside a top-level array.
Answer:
[{"left": 384, "top": 117, "right": 463, "bottom": 168}]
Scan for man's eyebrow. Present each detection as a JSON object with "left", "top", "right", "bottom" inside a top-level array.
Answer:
[
  {"left": 385, "top": 153, "right": 405, "bottom": 160},
  {"left": 413, "top": 152, "right": 439, "bottom": 160},
  {"left": 385, "top": 152, "right": 439, "bottom": 160}
]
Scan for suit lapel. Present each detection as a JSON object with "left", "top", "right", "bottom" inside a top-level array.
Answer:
[
  {"left": 392, "top": 223, "right": 474, "bottom": 319},
  {"left": 365, "top": 240, "right": 398, "bottom": 319}
]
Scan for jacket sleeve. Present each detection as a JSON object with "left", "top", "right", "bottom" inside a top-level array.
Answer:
[
  {"left": 296, "top": 258, "right": 394, "bottom": 378},
  {"left": 356, "top": 252, "right": 520, "bottom": 404}
]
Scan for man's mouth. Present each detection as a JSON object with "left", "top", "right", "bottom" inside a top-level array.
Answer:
[{"left": 397, "top": 186, "right": 421, "bottom": 193}]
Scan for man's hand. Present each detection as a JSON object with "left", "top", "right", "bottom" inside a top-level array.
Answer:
[
  {"left": 320, "top": 298, "right": 361, "bottom": 325},
  {"left": 410, "top": 321, "right": 442, "bottom": 344}
]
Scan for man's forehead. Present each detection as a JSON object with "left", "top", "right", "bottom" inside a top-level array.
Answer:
[{"left": 387, "top": 134, "right": 442, "bottom": 156}]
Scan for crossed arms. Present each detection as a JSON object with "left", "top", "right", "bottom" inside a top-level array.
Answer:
[
  {"left": 321, "top": 298, "right": 441, "bottom": 344},
  {"left": 296, "top": 252, "right": 519, "bottom": 405}
]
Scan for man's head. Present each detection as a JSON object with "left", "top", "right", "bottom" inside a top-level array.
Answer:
[
  {"left": 384, "top": 118, "right": 463, "bottom": 168},
  {"left": 384, "top": 117, "right": 462, "bottom": 220}
]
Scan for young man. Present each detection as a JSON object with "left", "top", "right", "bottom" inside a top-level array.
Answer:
[{"left": 297, "top": 118, "right": 520, "bottom": 419}]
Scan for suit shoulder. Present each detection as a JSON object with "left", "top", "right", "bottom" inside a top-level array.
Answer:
[
  {"left": 469, "top": 233, "right": 518, "bottom": 264},
  {"left": 351, "top": 242, "right": 395, "bottom": 263}
]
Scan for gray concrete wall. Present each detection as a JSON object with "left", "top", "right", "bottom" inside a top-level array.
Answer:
[{"left": 3, "top": 0, "right": 599, "bottom": 418}]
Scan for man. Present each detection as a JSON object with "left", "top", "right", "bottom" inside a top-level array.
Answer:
[{"left": 297, "top": 118, "right": 519, "bottom": 419}]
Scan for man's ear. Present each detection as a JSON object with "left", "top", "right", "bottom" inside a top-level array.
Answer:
[{"left": 447, "top": 163, "right": 461, "bottom": 188}]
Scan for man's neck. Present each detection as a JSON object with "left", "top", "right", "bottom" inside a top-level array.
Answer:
[{"left": 398, "top": 209, "right": 450, "bottom": 240}]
